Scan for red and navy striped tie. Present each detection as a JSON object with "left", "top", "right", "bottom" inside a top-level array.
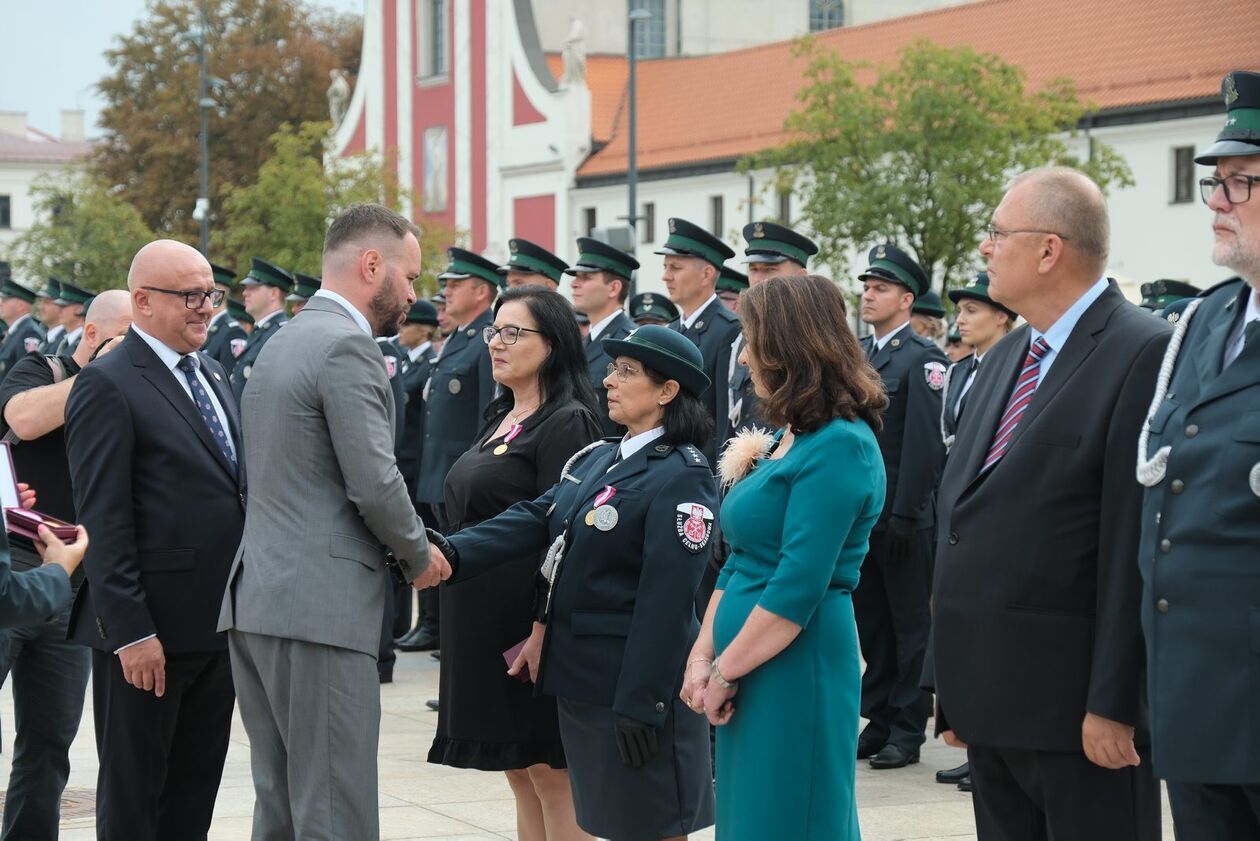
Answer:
[{"left": 982, "top": 337, "right": 1050, "bottom": 471}]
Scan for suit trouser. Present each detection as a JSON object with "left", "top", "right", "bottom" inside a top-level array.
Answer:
[
  {"left": 91, "top": 647, "right": 234, "bottom": 841},
  {"left": 228, "top": 630, "right": 381, "bottom": 841},
  {"left": 967, "top": 744, "right": 1161, "bottom": 841},
  {"left": 853, "top": 527, "right": 933, "bottom": 751},
  {"left": 0, "top": 600, "right": 90, "bottom": 841},
  {"left": 1167, "top": 781, "right": 1260, "bottom": 840}
]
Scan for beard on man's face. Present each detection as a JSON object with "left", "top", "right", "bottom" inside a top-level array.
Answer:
[{"left": 369, "top": 282, "right": 408, "bottom": 337}]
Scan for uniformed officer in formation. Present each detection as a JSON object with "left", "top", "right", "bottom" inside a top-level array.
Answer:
[
  {"left": 499, "top": 238, "right": 568, "bottom": 290},
  {"left": 716, "top": 265, "right": 747, "bottom": 314},
  {"left": 565, "top": 236, "right": 638, "bottom": 435},
  {"left": 287, "top": 271, "right": 322, "bottom": 316},
  {"left": 629, "top": 292, "right": 678, "bottom": 326},
  {"left": 204, "top": 263, "right": 249, "bottom": 375},
  {"left": 854, "top": 243, "right": 948, "bottom": 770},
  {"left": 910, "top": 290, "right": 948, "bottom": 347},
  {"left": 1138, "top": 278, "right": 1202, "bottom": 325},
  {"left": 52, "top": 281, "right": 93, "bottom": 356},
  {"left": 1135, "top": 69, "right": 1260, "bottom": 839},
  {"left": 939, "top": 272, "right": 1017, "bottom": 453},
  {"left": 415, "top": 248, "right": 500, "bottom": 531},
  {"left": 230, "top": 257, "right": 293, "bottom": 403},
  {"left": 656, "top": 217, "right": 741, "bottom": 464},
  {"left": 0, "top": 279, "right": 46, "bottom": 377},
  {"left": 36, "top": 279, "right": 66, "bottom": 353}
]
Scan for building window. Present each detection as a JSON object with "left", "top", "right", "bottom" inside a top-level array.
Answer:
[
  {"left": 776, "top": 189, "right": 791, "bottom": 223},
  {"left": 631, "top": 0, "right": 665, "bottom": 59},
  {"left": 0, "top": 195, "right": 9, "bottom": 229},
  {"left": 583, "top": 207, "right": 597, "bottom": 236},
  {"left": 809, "top": 0, "right": 844, "bottom": 31},
  {"left": 642, "top": 202, "right": 655, "bottom": 244},
  {"left": 710, "top": 195, "right": 724, "bottom": 237},
  {"left": 1171, "top": 146, "right": 1196, "bottom": 204},
  {"left": 418, "top": 0, "right": 448, "bottom": 79}
]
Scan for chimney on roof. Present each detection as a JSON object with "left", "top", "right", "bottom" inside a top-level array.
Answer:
[
  {"left": 61, "top": 110, "right": 85, "bottom": 143},
  {"left": 0, "top": 111, "right": 28, "bottom": 139}
]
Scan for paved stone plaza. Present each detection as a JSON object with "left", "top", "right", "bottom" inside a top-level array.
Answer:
[{"left": 0, "top": 649, "right": 1173, "bottom": 840}]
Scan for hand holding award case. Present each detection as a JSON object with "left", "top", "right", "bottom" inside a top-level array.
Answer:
[{"left": 0, "top": 442, "right": 78, "bottom": 542}]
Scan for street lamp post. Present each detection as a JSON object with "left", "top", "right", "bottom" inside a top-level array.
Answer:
[
  {"left": 196, "top": 1, "right": 212, "bottom": 255},
  {"left": 625, "top": 6, "right": 652, "bottom": 295}
]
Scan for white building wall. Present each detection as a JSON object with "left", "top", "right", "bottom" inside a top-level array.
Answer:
[{"left": 0, "top": 162, "right": 44, "bottom": 258}]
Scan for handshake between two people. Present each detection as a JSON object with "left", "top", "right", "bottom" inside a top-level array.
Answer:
[{"left": 411, "top": 528, "right": 457, "bottom": 590}]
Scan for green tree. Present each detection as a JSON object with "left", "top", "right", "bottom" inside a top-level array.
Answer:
[
  {"left": 214, "top": 121, "right": 465, "bottom": 295},
  {"left": 4, "top": 168, "right": 154, "bottom": 291},
  {"left": 93, "top": 0, "right": 362, "bottom": 242},
  {"left": 747, "top": 38, "right": 1133, "bottom": 293}
]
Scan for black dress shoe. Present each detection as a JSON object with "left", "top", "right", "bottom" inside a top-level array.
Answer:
[
  {"left": 378, "top": 669, "right": 393, "bottom": 684},
  {"left": 398, "top": 629, "right": 440, "bottom": 652},
  {"left": 425, "top": 699, "right": 439, "bottom": 711},
  {"left": 430, "top": 651, "right": 440, "bottom": 661},
  {"left": 869, "top": 744, "right": 920, "bottom": 769},
  {"left": 856, "top": 732, "right": 885, "bottom": 760},
  {"left": 393, "top": 626, "right": 421, "bottom": 646},
  {"left": 936, "top": 762, "right": 970, "bottom": 784},
  {"left": 957, "top": 775, "right": 973, "bottom": 792}
]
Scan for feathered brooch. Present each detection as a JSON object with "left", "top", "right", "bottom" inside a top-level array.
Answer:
[{"left": 717, "top": 426, "right": 776, "bottom": 490}]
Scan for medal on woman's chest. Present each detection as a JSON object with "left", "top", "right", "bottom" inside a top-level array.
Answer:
[
  {"left": 493, "top": 423, "right": 523, "bottom": 456},
  {"left": 585, "top": 485, "right": 618, "bottom": 531}
]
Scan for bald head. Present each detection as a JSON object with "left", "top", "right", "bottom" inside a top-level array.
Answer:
[
  {"left": 1005, "top": 167, "right": 1110, "bottom": 274},
  {"left": 76, "top": 289, "right": 133, "bottom": 364},
  {"left": 128, "top": 239, "right": 216, "bottom": 354},
  {"left": 127, "top": 239, "right": 210, "bottom": 291},
  {"left": 85, "top": 289, "right": 131, "bottom": 327}
]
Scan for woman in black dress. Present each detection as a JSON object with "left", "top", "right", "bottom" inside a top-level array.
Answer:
[{"left": 428, "top": 285, "right": 601, "bottom": 841}]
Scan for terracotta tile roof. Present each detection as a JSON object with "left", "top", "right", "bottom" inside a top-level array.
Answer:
[
  {"left": 544, "top": 53, "right": 628, "bottom": 145},
  {"left": 575, "top": 0, "right": 1257, "bottom": 179},
  {"left": 0, "top": 128, "right": 93, "bottom": 165}
]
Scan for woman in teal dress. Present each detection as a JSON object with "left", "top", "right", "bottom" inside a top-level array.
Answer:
[{"left": 681, "top": 274, "right": 889, "bottom": 840}]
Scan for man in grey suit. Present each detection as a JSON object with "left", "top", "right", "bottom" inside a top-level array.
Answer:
[{"left": 219, "top": 203, "right": 449, "bottom": 840}]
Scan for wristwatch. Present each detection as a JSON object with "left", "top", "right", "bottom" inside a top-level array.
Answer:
[{"left": 710, "top": 657, "right": 738, "bottom": 690}]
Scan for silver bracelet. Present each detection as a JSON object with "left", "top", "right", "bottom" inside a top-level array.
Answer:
[{"left": 710, "top": 657, "right": 738, "bottom": 690}]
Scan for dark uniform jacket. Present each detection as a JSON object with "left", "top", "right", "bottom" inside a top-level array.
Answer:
[
  {"left": 376, "top": 337, "right": 407, "bottom": 447},
  {"left": 64, "top": 330, "right": 247, "bottom": 653},
  {"left": 230, "top": 311, "right": 287, "bottom": 403},
  {"left": 928, "top": 285, "right": 1169, "bottom": 752},
  {"left": 398, "top": 344, "right": 435, "bottom": 494},
  {"left": 204, "top": 311, "right": 249, "bottom": 377},
  {"left": 716, "top": 333, "right": 761, "bottom": 445},
  {"left": 940, "top": 353, "right": 978, "bottom": 447},
  {"left": 447, "top": 438, "right": 717, "bottom": 728},
  {"left": 864, "top": 322, "right": 948, "bottom": 530},
  {"left": 0, "top": 316, "right": 46, "bottom": 379},
  {"left": 670, "top": 297, "right": 742, "bottom": 465},
  {"left": 1139, "top": 278, "right": 1260, "bottom": 784},
  {"left": 585, "top": 310, "right": 634, "bottom": 436},
  {"left": 39, "top": 325, "right": 65, "bottom": 355},
  {"left": 415, "top": 308, "right": 495, "bottom": 506}
]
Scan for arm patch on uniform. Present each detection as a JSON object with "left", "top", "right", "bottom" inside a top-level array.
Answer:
[
  {"left": 924, "top": 361, "right": 946, "bottom": 391},
  {"left": 676, "top": 503, "right": 714, "bottom": 553},
  {"left": 230, "top": 338, "right": 247, "bottom": 358}
]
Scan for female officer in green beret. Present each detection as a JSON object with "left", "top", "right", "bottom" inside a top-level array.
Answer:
[{"left": 428, "top": 325, "right": 717, "bottom": 841}]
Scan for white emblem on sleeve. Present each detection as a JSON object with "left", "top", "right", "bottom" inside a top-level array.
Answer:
[
  {"left": 675, "top": 503, "right": 714, "bottom": 553},
  {"left": 924, "top": 361, "right": 946, "bottom": 391}
]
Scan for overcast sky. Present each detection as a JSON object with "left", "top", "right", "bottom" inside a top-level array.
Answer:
[{"left": 0, "top": 0, "right": 364, "bottom": 138}]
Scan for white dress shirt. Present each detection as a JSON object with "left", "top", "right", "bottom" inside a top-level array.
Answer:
[
  {"left": 619, "top": 426, "right": 666, "bottom": 462},
  {"left": 873, "top": 320, "right": 912, "bottom": 351},
  {"left": 588, "top": 309, "right": 622, "bottom": 342},
  {"left": 1028, "top": 276, "right": 1109, "bottom": 387},
  {"left": 311, "top": 289, "right": 372, "bottom": 336},
  {"left": 407, "top": 341, "right": 432, "bottom": 364},
  {"left": 680, "top": 294, "right": 718, "bottom": 330},
  {"left": 1224, "top": 287, "right": 1260, "bottom": 367}
]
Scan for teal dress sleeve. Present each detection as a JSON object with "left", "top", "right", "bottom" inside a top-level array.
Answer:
[{"left": 757, "top": 424, "right": 873, "bottom": 627}]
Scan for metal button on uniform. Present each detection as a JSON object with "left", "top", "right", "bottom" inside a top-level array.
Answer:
[
  {"left": 948, "top": 532, "right": 959, "bottom": 545},
  {"left": 1185, "top": 424, "right": 1199, "bottom": 438},
  {"left": 1159, "top": 538, "right": 1171, "bottom": 553},
  {"left": 1156, "top": 598, "right": 1169, "bottom": 614},
  {"left": 655, "top": 702, "right": 665, "bottom": 713},
  {"left": 1155, "top": 512, "right": 1161, "bottom": 524},
  {"left": 1170, "top": 479, "right": 1185, "bottom": 494}
]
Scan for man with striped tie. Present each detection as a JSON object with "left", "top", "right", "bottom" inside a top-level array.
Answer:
[{"left": 925, "top": 166, "right": 1170, "bottom": 841}]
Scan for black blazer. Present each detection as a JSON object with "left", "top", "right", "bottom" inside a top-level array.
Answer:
[
  {"left": 670, "top": 297, "right": 742, "bottom": 464},
  {"left": 928, "top": 284, "right": 1170, "bottom": 752},
  {"left": 448, "top": 439, "right": 717, "bottom": 728},
  {"left": 64, "top": 330, "right": 247, "bottom": 653},
  {"left": 585, "top": 310, "right": 634, "bottom": 436},
  {"left": 397, "top": 345, "right": 434, "bottom": 493}
]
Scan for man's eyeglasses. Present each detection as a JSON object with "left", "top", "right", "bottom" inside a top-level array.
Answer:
[
  {"left": 605, "top": 361, "right": 642, "bottom": 382},
  {"left": 1200, "top": 174, "right": 1260, "bottom": 205},
  {"left": 482, "top": 325, "right": 543, "bottom": 345},
  {"left": 985, "top": 225, "right": 1070, "bottom": 243},
  {"left": 141, "top": 287, "right": 225, "bottom": 309}
]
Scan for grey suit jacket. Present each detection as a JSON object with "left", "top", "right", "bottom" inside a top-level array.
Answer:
[{"left": 218, "top": 295, "right": 430, "bottom": 656}]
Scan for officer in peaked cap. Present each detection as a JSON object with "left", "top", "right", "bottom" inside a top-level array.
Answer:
[
  {"left": 36, "top": 278, "right": 66, "bottom": 353},
  {"left": 499, "top": 238, "right": 568, "bottom": 290},
  {"left": 655, "top": 217, "right": 741, "bottom": 466},
  {"left": 567, "top": 236, "right": 638, "bottom": 435},
  {"left": 910, "top": 289, "right": 948, "bottom": 346},
  {"left": 230, "top": 257, "right": 294, "bottom": 403},
  {"left": 204, "top": 262, "right": 244, "bottom": 372},
  {"left": 1137, "top": 70, "right": 1260, "bottom": 837},
  {"left": 716, "top": 265, "right": 748, "bottom": 314},
  {"left": 0, "top": 279, "right": 46, "bottom": 375},
  {"left": 629, "top": 292, "right": 678, "bottom": 326},
  {"left": 854, "top": 242, "right": 948, "bottom": 771},
  {"left": 740, "top": 220, "right": 818, "bottom": 283},
  {"left": 1138, "top": 279, "right": 1201, "bottom": 314},
  {"left": 52, "top": 281, "right": 93, "bottom": 356},
  {"left": 287, "top": 272, "right": 322, "bottom": 316}
]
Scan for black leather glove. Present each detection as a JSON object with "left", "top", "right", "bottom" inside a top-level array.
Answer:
[
  {"left": 885, "top": 516, "right": 917, "bottom": 562},
  {"left": 613, "top": 714, "right": 659, "bottom": 769},
  {"left": 425, "top": 528, "right": 459, "bottom": 576}
]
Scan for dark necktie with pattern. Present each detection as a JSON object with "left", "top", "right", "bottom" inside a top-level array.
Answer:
[
  {"left": 982, "top": 337, "right": 1050, "bottom": 471},
  {"left": 177, "top": 356, "right": 237, "bottom": 472}
]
